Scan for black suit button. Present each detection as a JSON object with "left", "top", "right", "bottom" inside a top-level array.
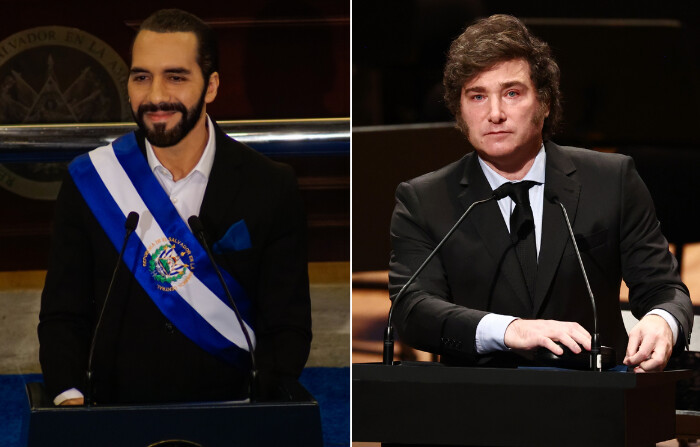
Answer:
[{"left": 165, "top": 322, "right": 174, "bottom": 333}]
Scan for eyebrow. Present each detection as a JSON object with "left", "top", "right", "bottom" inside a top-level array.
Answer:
[
  {"left": 463, "top": 80, "right": 528, "bottom": 94},
  {"left": 130, "top": 67, "right": 192, "bottom": 75}
]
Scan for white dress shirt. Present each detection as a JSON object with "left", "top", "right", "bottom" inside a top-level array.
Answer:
[
  {"left": 53, "top": 116, "right": 217, "bottom": 405},
  {"left": 145, "top": 115, "right": 217, "bottom": 224},
  {"left": 473, "top": 145, "right": 679, "bottom": 354}
]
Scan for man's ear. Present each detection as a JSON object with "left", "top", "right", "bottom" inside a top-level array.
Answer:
[{"left": 205, "top": 72, "right": 219, "bottom": 104}]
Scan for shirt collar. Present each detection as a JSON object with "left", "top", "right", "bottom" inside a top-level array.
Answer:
[
  {"left": 478, "top": 144, "right": 546, "bottom": 190},
  {"left": 145, "top": 115, "right": 217, "bottom": 181}
]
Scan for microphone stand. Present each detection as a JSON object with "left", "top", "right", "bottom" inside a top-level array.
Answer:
[
  {"left": 85, "top": 211, "right": 139, "bottom": 406},
  {"left": 383, "top": 187, "right": 510, "bottom": 365},
  {"left": 551, "top": 199, "right": 602, "bottom": 371},
  {"left": 188, "top": 216, "right": 259, "bottom": 401}
]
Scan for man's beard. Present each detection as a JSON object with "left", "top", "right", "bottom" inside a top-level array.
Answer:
[{"left": 133, "top": 87, "right": 207, "bottom": 148}]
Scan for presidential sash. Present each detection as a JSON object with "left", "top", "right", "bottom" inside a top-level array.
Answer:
[{"left": 69, "top": 132, "right": 255, "bottom": 366}]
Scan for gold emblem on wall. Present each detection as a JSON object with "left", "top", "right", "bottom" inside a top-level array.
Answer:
[{"left": 0, "top": 26, "right": 130, "bottom": 200}]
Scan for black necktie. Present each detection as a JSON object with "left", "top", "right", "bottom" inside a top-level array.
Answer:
[{"left": 506, "top": 181, "right": 538, "bottom": 300}]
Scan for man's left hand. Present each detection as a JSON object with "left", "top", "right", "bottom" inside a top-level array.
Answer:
[{"left": 623, "top": 314, "right": 673, "bottom": 373}]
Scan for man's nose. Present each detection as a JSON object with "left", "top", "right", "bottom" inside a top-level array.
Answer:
[
  {"left": 488, "top": 98, "right": 506, "bottom": 123},
  {"left": 146, "top": 77, "right": 169, "bottom": 104}
]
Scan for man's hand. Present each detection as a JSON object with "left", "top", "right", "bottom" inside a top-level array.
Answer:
[
  {"left": 59, "top": 397, "right": 84, "bottom": 406},
  {"left": 504, "top": 319, "right": 591, "bottom": 354},
  {"left": 624, "top": 314, "right": 673, "bottom": 373}
]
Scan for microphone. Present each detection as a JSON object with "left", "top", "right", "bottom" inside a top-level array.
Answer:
[
  {"left": 383, "top": 184, "right": 512, "bottom": 365},
  {"left": 544, "top": 190, "right": 613, "bottom": 371},
  {"left": 85, "top": 211, "right": 139, "bottom": 406},
  {"left": 188, "top": 215, "right": 259, "bottom": 401}
]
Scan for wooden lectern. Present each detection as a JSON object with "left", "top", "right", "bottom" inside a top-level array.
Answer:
[
  {"left": 23, "top": 380, "right": 323, "bottom": 447},
  {"left": 353, "top": 362, "right": 690, "bottom": 447}
]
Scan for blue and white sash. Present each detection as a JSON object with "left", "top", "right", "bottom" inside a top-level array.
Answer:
[{"left": 69, "top": 132, "right": 255, "bottom": 366}]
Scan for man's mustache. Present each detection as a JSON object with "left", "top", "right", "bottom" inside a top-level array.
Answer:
[{"left": 137, "top": 102, "right": 188, "bottom": 116}]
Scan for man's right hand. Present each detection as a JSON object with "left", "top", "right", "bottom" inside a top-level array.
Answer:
[
  {"left": 504, "top": 319, "right": 592, "bottom": 354},
  {"left": 59, "top": 397, "right": 85, "bottom": 406}
]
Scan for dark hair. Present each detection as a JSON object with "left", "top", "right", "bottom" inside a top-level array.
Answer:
[
  {"left": 443, "top": 14, "right": 562, "bottom": 140},
  {"left": 136, "top": 9, "right": 219, "bottom": 80}
]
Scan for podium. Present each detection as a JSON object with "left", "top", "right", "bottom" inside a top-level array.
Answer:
[
  {"left": 23, "top": 381, "right": 323, "bottom": 447},
  {"left": 353, "top": 362, "right": 690, "bottom": 447}
]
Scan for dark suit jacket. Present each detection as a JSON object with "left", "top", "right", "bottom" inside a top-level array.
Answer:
[
  {"left": 39, "top": 121, "right": 312, "bottom": 403},
  {"left": 389, "top": 141, "right": 692, "bottom": 366}
]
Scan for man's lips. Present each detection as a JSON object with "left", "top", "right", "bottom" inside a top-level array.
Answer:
[
  {"left": 485, "top": 130, "right": 511, "bottom": 135},
  {"left": 145, "top": 111, "right": 178, "bottom": 122}
]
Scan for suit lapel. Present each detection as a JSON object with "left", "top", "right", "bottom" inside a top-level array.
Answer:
[
  {"left": 458, "top": 154, "right": 533, "bottom": 312},
  {"left": 199, "top": 122, "right": 246, "bottom": 241},
  {"left": 533, "top": 142, "right": 581, "bottom": 315}
]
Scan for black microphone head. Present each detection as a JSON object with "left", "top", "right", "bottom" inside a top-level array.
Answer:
[
  {"left": 188, "top": 215, "right": 205, "bottom": 234},
  {"left": 544, "top": 187, "right": 559, "bottom": 204},
  {"left": 492, "top": 182, "right": 515, "bottom": 200},
  {"left": 125, "top": 212, "right": 139, "bottom": 231}
]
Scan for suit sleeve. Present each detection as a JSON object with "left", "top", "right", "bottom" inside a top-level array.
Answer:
[
  {"left": 389, "top": 181, "right": 488, "bottom": 360},
  {"left": 38, "top": 174, "right": 94, "bottom": 400},
  {"left": 619, "top": 157, "right": 693, "bottom": 348},
  {"left": 254, "top": 165, "right": 312, "bottom": 381}
]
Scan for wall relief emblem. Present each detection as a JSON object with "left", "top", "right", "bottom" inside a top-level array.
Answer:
[{"left": 0, "top": 26, "right": 130, "bottom": 200}]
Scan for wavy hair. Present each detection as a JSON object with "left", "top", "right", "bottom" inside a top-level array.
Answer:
[{"left": 443, "top": 14, "right": 562, "bottom": 139}]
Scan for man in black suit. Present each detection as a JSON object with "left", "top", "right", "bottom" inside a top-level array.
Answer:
[
  {"left": 389, "top": 14, "right": 692, "bottom": 371},
  {"left": 39, "top": 9, "right": 311, "bottom": 405}
]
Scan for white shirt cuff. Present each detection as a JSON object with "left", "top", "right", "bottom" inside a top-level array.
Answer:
[
  {"left": 646, "top": 308, "right": 679, "bottom": 345},
  {"left": 53, "top": 388, "right": 84, "bottom": 406},
  {"left": 475, "top": 314, "right": 519, "bottom": 354}
]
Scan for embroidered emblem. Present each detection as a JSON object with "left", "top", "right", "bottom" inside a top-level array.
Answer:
[{"left": 142, "top": 237, "right": 195, "bottom": 292}]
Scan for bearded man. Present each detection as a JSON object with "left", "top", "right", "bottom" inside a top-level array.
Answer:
[{"left": 39, "top": 9, "right": 311, "bottom": 405}]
